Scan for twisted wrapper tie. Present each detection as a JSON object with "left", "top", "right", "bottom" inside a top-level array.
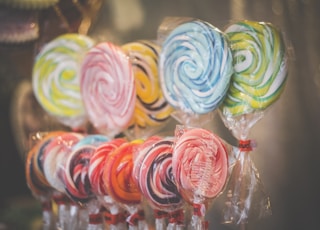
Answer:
[
  {"left": 154, "top": 210, "right": 168, "bottom": 219},
  {"left": 41, "top": 201, "right": 52, "bottom": 211},
  {"left": 238, "top": 140, "right": 256, "bottom": 152},
  {"left": 193, "top": 203, "right": 207, "bottom": 217},
  {"left": 126, "top": 210, "right": 145, "bottom": 226},
  {"left": 104, "top": 210, "right": 127, "bottom": 225},
  {"left": 53, "top": 194, "right": 70, "bottom": 205},
  {"left": 89, "top": 213, "right": 103, "bottom": 225},
  {"left": 168, "top": 209, "right": 184, "bottom": 224}
]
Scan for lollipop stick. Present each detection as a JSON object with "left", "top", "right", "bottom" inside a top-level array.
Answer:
[
  {"left": 154, "top": 210, "right": 167, "bottom": 230},
  {"left": 41, "top": 200, "right": 55, "bottom": 230}
]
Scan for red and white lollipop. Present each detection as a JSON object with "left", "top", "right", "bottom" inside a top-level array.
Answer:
[{"left": 172, "top": 126, "right": 229, "bottom": 230}]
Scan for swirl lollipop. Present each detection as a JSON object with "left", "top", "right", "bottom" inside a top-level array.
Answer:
[
  {"left": 103, "top": 140, "right": 145, "bottom": 230},
  {"left": 80, "top": 41, "right": 136, "bottom": 138},
  {"left": 122, "top": 40, "right": 174, "bottom": 139},
  {"left": 134, "top": 136, "right": 185, "bottom": 230},
  {"left": 42, "top": 132, "right": 84, "bottom": 230},
  {"left": 32, "top": 33, "right": 95, "bottom": 130},
  {"left": 159, "top": 18, "right": 233, "bottom": 126},
  {"left": 25, "top": 131, "right": 65, "bottom": 230},
  {"left": 219, "top": 20, "right": 288, "bottom": 226},
  {"left": 89, "top": 138, "right": 127, "bottom": 230},
  {"left": 172, "top": 126, "right": 229, "bottom": 230},
  {"left": 63, "top": 134, "right": 109, "bottom": 230}
]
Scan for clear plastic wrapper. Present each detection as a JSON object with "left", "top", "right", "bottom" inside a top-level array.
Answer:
[
  {"left": 80, "top": 41, "right": 136, "bottom": 138},
  {"left": 172, "top": 126, "right": 229, "bottom": 230},
  {"left": 88, "top": 138, "right": 128, "bottom": 230},
  {"left": 132, "top": 135, "right": 185, "bottom": 230},
  {"left": 103, "top": 140, "right": 146, "bottom": 230},
  {"left": 32, "top": 33, "right": 95, "bottom": 131},
  {"left": 219, "top": 20, "right": 288, "bottom": 227},
  {"left": 42, "top": 132, "right": 84, "bottom": 230},
  {"left": 62, "top": 134, "right": 109, "bottom": 230},
  {"left": 25, "top": 131, "right": 66, "bottom": 230},
  {"left": 157, "top": 17, "right": 233, "bottom": 128},
  {"left": 122, "top": 40, "right": 174, "bottom": 140}
]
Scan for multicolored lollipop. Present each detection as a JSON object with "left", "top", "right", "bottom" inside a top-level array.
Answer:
[
  {"left": 159, "top": 19, "right": 233, "bottom": 117},
  {"left": 220, "top": 20, "right": 288, "bottom": 117},
  {"left": 25, "top": 131, "right": 65, "bottom": 230},
  {"left": 172, "top": 126, "right": 229, "bottom": 229},
  {"left": 88, "top": 138, "right": 127, "bottom": 229},
  {"left": 134, "top": 136, "right": 185, "bottom": 229},
  {"left": 103, "top": 140, "right": 145, "bottom": 229},
  {"left": 122, "top": 40, "right": 173, "bottom": 137},
  {"left": 218, "top": 20, "right": 287, "bottom": 226},
  {"left": 80, "top": 41, "right": 136, "bottom": 137},
  {"left": 32, "top": 33, "right": 95, "bottom": 130}
]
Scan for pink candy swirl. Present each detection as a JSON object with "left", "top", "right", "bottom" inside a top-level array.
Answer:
[
  {"left": 80, "top": 42, "right": 136, "bottom": 137},
  {"left": 88, "top": 138, "right": 127, "bottom": 196},
  {"left": 64, "top": 145, "right": 95, "bottom": 204},
  {"left": 172, "top": 127, "right": 228, "bottom": 202}
]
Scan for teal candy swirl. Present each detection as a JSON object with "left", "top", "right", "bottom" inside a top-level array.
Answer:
[
  {"left": 159, "top": 20, "right": 233, "bottom": 114},
  {"left": 221, "top": 20, "right": 288, "bottom": 117}
]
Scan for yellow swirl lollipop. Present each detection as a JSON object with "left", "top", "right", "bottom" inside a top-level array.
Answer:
[
  {"left": 32, "top": 33, "right": 94, "bottom": 130},
  {"left": 122, "top": 40, "right": 173, "bottom": 137}
]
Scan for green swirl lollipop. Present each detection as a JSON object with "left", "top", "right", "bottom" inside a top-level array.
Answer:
[{"left": 221, "top": 20, "right": 288, "bottom": 117}]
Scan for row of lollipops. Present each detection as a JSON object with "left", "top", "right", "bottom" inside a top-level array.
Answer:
[
  {"left": 26, "top": 127, "right": 230, "bottom": 230},
  {"left": 28, "top": 16, "right": 289, "bottom": 230}
]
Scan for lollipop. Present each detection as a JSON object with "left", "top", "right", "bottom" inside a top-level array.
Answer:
[
  {"left": 63, "top": 134, "right": 109, "bottom": 229},
  {"left": 32, "top": 33, "right": 95, "bottom": 130},
  {"left": 159, "top": 18, "right": 233, "bottom": 126},
  {"left": 42, "top": 132, "right": 84, "bottom": 230},
  {"left": 172, "top": 126, "right": 229, "bottom": 230},
  {"left": 80, "top": 41, "right": 136, "bottom": 137},
  {"left": 122, "top": 40, "right": 174, "bottom": 139},
  {"left": 219, "top": 20, "right": 288, "bottom": 226},
  {"left": 134, "top": 136, "right": 185, "bottom": 230},
  {"left": 221, "top": 20, "right": 288, "bottom": 117},
  {"left": 88, "top": 138, "right": 127, "bottom": 229},
  {"left": 25, "top": 131, "right": 65, "bottom": 230},
  {"left": 103, "top": 140, "right": 145, "bottom": 230}
]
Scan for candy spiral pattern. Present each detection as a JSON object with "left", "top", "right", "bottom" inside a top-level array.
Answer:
[
  {"left": 221, "top": 20, "right": 288, "bottom": 117},
  {"left": 137, "top": 138, "right": 183, "bottom": 212},
  {"left": 43, "top": 132, "right": 84, "bottom": 193},
  {"left": 64, "top": 145, "right": 96, "bottom": 204},
  {"left": 63, "top": 134, "right": 109, "bottom": 204},
  {"left": 88, "top": 138, "right": 127, "bottom": 196},
  {"left": 159, "top": 20, "right": 233, "bottom": 114},
  {"left": 32, "top": 33, "right": 94, "bottom": 129},
  {"left": 172, "top": 128, "right": 228, "bottom": 201},
  {"left": 25, "top": 131, "right": 65, "bottom": 198},
  {"left": 80, "top": 42, "right": 136, "bottom": 137},
  {"left": 122, "top": 40, "right": 173, "bottom": 128},
  {"left": 103, "top": 141, "right": 143, "bottom": 205}
]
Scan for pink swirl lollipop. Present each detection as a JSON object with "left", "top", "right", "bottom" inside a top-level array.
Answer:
[
  {"left": 80, "top": 41, "right": 136, "bottom": 137},
  {"left": 172, "top": 126, "right": 229, "bottom": 229}
]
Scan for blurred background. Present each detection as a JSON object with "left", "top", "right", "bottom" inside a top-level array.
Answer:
[{"left": 0, "top": 0, "right": 319, "bottom": 229}]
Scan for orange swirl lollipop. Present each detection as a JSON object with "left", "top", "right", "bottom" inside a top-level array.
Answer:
[{"left": 103, "top": 140, "right": 145, "bottom": 228}]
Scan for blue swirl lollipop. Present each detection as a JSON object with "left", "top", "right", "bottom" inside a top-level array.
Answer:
[{"left": 159, "top": 19, "right": 233, "bottom": 115}]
